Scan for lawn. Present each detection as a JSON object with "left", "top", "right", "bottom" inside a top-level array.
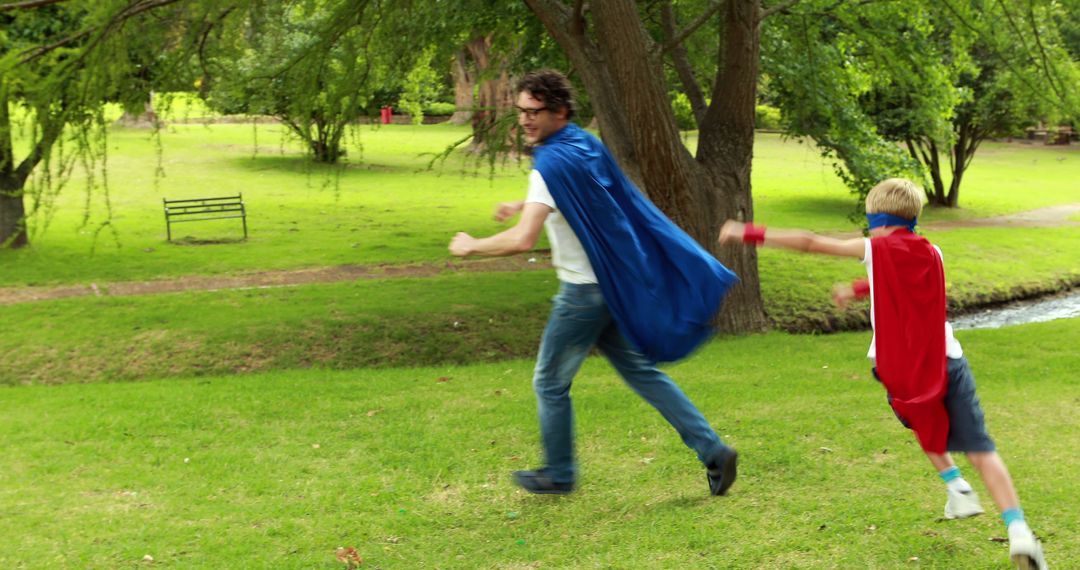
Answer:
[
  {"left": 2, "top": 121, "right": 1078, "bottom": 384},
  {"left": 3, "top": 116, "right": 1078, "bottom": 568},
  {"left": 2, "top": 318, "right": 1077, "bottom": 568},
  {"left": 3, "top": 122, "right": 1078, "bottom": 287}
]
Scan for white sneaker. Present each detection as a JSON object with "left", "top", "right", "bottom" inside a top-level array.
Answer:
[
  {"left": 943, "top": 488, "right": 985, "bottom": 519},
  {"left": 1008, "top": 522, "right": 1048, "bottom": 570}
]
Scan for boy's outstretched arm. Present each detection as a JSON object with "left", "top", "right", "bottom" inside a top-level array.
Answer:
[{"left": 719, "top": 220, "right": 864, "bottom": 259}]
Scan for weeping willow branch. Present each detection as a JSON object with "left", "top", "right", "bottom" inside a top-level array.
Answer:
[
  {"left": 19, "top": 0, "right": 184, "bottom": 64},
  {"left": 0, "top": 0, "right": 68, "bottom": 11}
]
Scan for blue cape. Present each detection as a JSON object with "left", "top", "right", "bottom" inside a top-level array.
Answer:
[{"left": 532, "top": 124, "right": 738, "bottom": 362}]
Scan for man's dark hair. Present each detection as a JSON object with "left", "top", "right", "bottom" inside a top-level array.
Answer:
[{"left": 516, "top": 69, "right": 576, "bottom": 120}]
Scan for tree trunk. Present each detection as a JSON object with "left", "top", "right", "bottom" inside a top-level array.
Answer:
[
  {"left": 448, "top": 49, "right": 474, "bottom": 125},
  {"left": 694, "top": 0, "right": 767, "bottom": 332},
  {"left": 114, "top": 92, "right": 161, "bottom": 129},
  {"left": 0, "top": 175, "right": 29, "bottom": 248},
  {"left": 947, "top": 136, "right": 964, "bottom": 209},
  {"left": 945, "top": 121, "right": 982, "bottom": 209},
  {"left": 0, "top": 90, "right": 29, "bottom": 249},
  {"left": 524, "top": 0, "right": 767, "bottom": 332},
  {"left": 465, "top": 35, "right": 515, "bottom": 150},
  {"left": 912, "top": 137, "right": 947, "bottom": 206}
]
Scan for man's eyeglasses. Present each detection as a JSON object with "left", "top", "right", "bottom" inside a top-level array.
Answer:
[{"left": 515, "top": 106, "right": 549, "bottom": 119}]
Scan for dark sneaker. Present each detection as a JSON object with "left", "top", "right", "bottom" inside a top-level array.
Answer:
[
  {"left": 705, "top": 446, "right": 738, "bottom": 496},
  {"left": 512, "top": 469, "right": 575, "bottom": 495}
]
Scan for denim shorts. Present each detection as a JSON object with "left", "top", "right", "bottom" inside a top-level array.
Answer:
[{"left": 873, "top": 356, "right": 996, "bottom": 452}]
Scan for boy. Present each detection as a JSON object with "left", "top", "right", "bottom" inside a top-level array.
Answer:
[{"left": 719, "top": 178, "right": 1047, "bottom": 570}]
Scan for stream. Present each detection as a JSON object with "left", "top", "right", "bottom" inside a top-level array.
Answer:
[{"left": 951, "top": 289, "right": 1080, "bottom": 330}]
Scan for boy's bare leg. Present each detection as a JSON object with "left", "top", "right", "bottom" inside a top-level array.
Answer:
[
  {"left": 966, "top": 451, "right": 1020, "bottom": 511},
  {"left": 966, "top": 452, "right": 1047, "bottom": 569},
  {"left": 926, "top": 452, "right": 955, "bottom": 472},
  {"left": 926, "top": 451, "right": 986, "bottom": 520}
]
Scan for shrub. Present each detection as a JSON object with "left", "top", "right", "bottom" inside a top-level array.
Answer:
[
  {"left": 671, "top": 92, "right": 697, "bottom": 131},
  {"left": 755, "top": 104, "right": 782, "bottom": 130},
  {"left": 423, "top": 101, "right": 456, "bottom": 116}
]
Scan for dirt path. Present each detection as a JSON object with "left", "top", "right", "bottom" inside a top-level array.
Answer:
[
  {"left": 2, "top": 203, "right": 1077, "bottom": 306},
  {"left": 922, "top": 203, "right": 1080, "bottom": 230}
]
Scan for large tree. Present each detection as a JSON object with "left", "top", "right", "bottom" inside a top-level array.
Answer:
[
  {"left": 2, "top": 1, "right": 192, "bottom": 247},
  {"left": 522, "top": 0, "right": 782, "bottom": 332},
  {"left": 0, "top": 0, "right": 246, "bottom": 248},
  {"left": 205, "top": 0, "right": 422, "bottom": 163},
  {"left": 764, "top": 0, "right": 1080, "bottom": 209}
]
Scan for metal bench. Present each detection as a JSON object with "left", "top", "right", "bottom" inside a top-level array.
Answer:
[{"left": 163, "top": 194, "right": 247, "bottom": 241}]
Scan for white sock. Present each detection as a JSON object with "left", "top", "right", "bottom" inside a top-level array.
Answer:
[{"left": 947, "top": 477, "right": 973, "bottom": 493}]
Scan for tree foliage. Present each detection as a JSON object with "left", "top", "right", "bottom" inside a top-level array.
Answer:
[
  {"left": 762, "top": 0, "right": 1080, "bottom": 210},
  {"left": 205, "top": 0, "right": 422, "bottom": 163},
  {"left": 1, "top": 0, "right": 212, "bottom": 248}
]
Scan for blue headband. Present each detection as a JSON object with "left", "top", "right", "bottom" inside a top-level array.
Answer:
[{"left": 866, "top": 212, "right": 917, "bottom": 232}]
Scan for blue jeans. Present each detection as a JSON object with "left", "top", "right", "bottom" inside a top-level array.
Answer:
[{"left": 532, "top": 282, "right": 728, "bottom": 483}]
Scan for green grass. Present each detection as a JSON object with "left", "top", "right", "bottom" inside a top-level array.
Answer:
[
  {"left": 3, "top": 120, "right": 1078, "bottom": 567},
  {"left": 4, "top": 124, "right": 1078, "bottom": 288},
  {"left": 0, "top": 271, "right": 558, "bottom": 385},
  {"left": 2, "top": 318, "right": 1077, "bottom": 568},
  {"left": 3, "top": 123, "right": 1078, "bottom": 383},
  {"left": 4, "top": 225, "right": 1076, "bottom": 385},
  {"left": 3, "top": 122, "right": 530, "bottom": 286}
]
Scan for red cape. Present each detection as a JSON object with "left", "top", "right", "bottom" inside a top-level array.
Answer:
[{"left": 871, "top": 230, "right": 949, "bottom": 453}]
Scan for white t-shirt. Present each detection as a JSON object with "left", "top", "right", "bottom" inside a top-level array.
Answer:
[
  {"left": 525, "top": 169, "right": 597, "bottom": 285},
  {"left": 861, "top": 238, "right": 964, "bottom": 360}
]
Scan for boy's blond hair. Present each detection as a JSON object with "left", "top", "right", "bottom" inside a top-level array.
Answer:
[{"left": 865, "top": 178, "right": 924, "bottom": 220}]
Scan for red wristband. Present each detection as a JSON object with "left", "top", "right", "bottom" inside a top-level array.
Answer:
[
  {"left": 851, "top": 279, "right": 871, "bottom": 299},
  {"left": 743, "top": 223, "right": 766, "bottom": 245}
]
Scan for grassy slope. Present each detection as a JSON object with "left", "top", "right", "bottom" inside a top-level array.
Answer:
[
  {"left": 2, "top": 318, "right": 1077, "bottom": 568},
  {"left": 0, "top": 271, "right": 558, "bottom": 385}
]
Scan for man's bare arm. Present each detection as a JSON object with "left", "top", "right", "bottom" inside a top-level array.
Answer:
[{"left": 449, "top": 202, "right": 551, "bottom": 257}]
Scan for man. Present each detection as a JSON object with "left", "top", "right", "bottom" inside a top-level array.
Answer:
[{"left": 449, "top": 69, "right": 738, "bottom": 496}]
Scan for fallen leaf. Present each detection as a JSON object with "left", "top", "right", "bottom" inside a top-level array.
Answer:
[
  {"left": 989, "top": 536, "right": 1008, "bottom": 543},
  {"left": 436, "top": 376, "right": 451, "bottom": 383},
  {"left": 366, "top": 408, "right": 383, "bottom": 417},
  {"left": 312, "top": 443, "right": 321, "bottom": 449},
  {"left": 335, "top": 546, "right": 363, "bottom": 567},
  {"left": 142, "top": 554, "right": 154, "bottom": 562}
]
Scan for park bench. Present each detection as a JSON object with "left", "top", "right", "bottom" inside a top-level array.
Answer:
[{"left": 163, "top": 194, "right": 248, "bottom": 241}]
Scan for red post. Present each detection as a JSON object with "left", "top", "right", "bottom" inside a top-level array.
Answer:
[{"left": 380, "top": 107, "right": 392, "bottom": 124}]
